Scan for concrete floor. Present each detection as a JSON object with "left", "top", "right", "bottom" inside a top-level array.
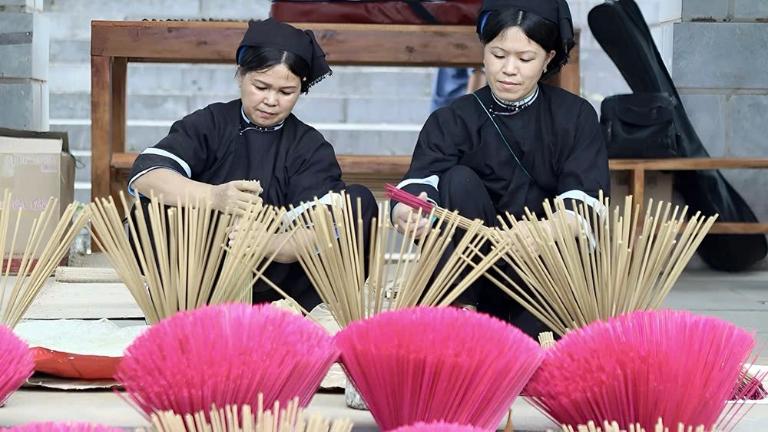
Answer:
[{"left": 662, "top": 269, "right": 768, "bottom": 362}]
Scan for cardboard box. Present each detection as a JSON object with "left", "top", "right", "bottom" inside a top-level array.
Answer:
[{"left": 0, "top": 128, "right": 75, "bottom": 262}]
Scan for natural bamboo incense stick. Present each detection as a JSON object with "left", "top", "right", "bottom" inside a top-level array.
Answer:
[
  {"left": 555, "top": 420, "right": 706, "bottom": 432},
  {"left": 288, "top": 192, "right": 508, "bottom": 327},
  {"left": 151, "top": 398, "right": 353, "bottom": 432},
  {"left": 89, "top": 191, "right": 286, "bottom": 324},
  {"left": 481, "top": 195, "right": 717, "bottom": 335},
  {"left": 0, "top": 190, "right": 89, "bottom": 327}
]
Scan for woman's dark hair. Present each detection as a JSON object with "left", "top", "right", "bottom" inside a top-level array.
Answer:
[
  {"left": 236, "top": 46, "right": 311, "bottom": 93},
  {"left": 478, "top": 8, "right": 565, "bottom": 79}
]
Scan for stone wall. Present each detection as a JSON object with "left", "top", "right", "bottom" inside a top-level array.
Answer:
[
  {"left": 675, "top": 0, "right": 768, "bottom": 246},
  {"left": 0, "top": 0, "right": 48, "bottom": 130}
]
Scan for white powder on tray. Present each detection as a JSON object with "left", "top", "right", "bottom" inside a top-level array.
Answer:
[{"left": 14, "top": 319, "right": 148, "bottom": 357}]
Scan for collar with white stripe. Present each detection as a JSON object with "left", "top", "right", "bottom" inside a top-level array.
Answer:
[
  {"left": 490, "top": 86, "right": 539, "bottom": 116},
  {"left": 240, "top": 106, "right": 285, "bottom": 133}
]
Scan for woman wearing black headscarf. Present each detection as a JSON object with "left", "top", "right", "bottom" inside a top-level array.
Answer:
[
  {"left": 129, "top": 18, "right": 376, "bottom": 310},
  {"left": 392, "top": 0, "right": 610, "bottom": 336}
]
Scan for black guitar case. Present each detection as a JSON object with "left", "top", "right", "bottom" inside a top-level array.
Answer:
[{"left": 588, "top": 0, "right": 766, "bottom": 271}]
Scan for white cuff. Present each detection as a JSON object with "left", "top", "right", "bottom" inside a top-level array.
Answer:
[
  {"left": 140, "top": 148, "right": 192, "bottom": 177},
  {"left": 557, "top": 189, "right": 607, "bottom": 218},
  {"left": 283, "top": 192, "right": 343, "bottom": 226},
  {"left": 396, "top": 175, "right": 440, "bottom": 190},
  {"left": 556, "top": 190, "right": 607, "bottom": 249}
]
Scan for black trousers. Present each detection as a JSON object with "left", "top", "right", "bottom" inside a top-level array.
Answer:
[
  {"left": 130, "top": 184, "right": 378, "bottom": 312},
  {"left": 437, "top": 165, "right": 550, "bottom": 338}
]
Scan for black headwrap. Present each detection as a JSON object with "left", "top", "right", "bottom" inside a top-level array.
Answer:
[
  {"left": 236, "top": 18, "right": 332, "bottom": 91},
  {"left": 477, "top": 0, "right": 574, "bottom": 67}
]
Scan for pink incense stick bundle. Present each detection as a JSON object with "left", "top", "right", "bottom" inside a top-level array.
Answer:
[
  {"left": 335, "top": 306, "right": 543, "bottom": 431},
  {"left": 384, "top": 184, "right": 434, "bottom": 214},
  {"left": 390, "top": 422, "right": 487, "bottom": 432},
  {"left": 385, "top": 184, "right": 481, "bottom": 232},
  {"left": 116, "top": 303, "right": 339, "bottom": 417},
  {"left": 525, "top": 310, "right": 757, "bottom": 432},
  {"left": 0, "top": 325, "right": 34, "bottom": 405},
  {"left": 1, "top": 423, "right": 122, "bottom": 432}
]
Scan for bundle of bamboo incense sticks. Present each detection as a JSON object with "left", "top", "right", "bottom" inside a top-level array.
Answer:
[
  {"left": 89, "top": 191, "right": 287, "bottom": 324},
  {"left": 287, "top": 192, "right": 508, "bottom": 327},
  {"left": 385, "top": 184, "right": 483, "bottom": 232},
  {"left": 481, "top": 194, "right": 717, "bottom": 335},
  {"left": 556, "top": 420, "right": 706, "bottom": 432},
  {"left": 150, "top": 396, "right": 353, "bottom": 432},
  {"left": 537, "top": 331, "right": 556, "bottom": 349},
  {"left": 0, "top": 190, "right": 89, "bottom": 327}
]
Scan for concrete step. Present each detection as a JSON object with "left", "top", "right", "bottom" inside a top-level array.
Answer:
[
  {"left": 50, "top": 91, "right": 433, "bottom": 125},
  {"left": 74, "top": 186, "right": 90, "bottom": 204},
  {"left": 49, "top": 62, "right": 435, "bottom": 98},
  {"left": 51, "top": 122, "right": 420, "bottom": 154},
  {"left": 44, "top": 0, "right": 270, "bottom": 40}
]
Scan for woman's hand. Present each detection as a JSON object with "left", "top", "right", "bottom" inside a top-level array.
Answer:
[
  {"left": 504, "top": 212, "right": 581, "bottom": 255},
  {"left": 392, "top": 192, "right": 432, "bottom": 238},
  {"left": 209, "top": 180, "right": 262, "bottom": 213},
  {"left": 227, "top": 227, "right": 315, "bottom": 264},
  {"left": 504, "top": 220, "right": 550, "bottom": 256},
  {"left": 260, "top": 227, "right": 317, "bottom": 264}
]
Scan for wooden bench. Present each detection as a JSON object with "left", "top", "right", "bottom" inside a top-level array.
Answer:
[
  {"left": 90, "top": 20, "right": 579, "bottom": 202},
  {"left": 111, "top": 152, "right": 768, "bottom": 234}
]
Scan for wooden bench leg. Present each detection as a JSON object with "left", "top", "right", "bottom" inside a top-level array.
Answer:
[
  {"left": 91, "top": 55, "right": 112, "bottom": 202},
  {"left": 109, "top": 57, "right": 127, "bottom": 204},
  {"left": 629, "top": 168, "right": 646, "bottom": 223}
]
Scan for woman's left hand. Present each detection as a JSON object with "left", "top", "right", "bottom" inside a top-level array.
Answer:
[
  {"left": 503, "top": 220, "right": 552, "bottom": 256},
  {"left": 502, "top": 212, "right": 582, "bottom": 256},
  {"left": 266, "top": 227, "right": 317, "bottom": 264},
  {"left": 226, "top": 225, "right": 310, "bottom": 263},
  {"left": 505, "top": 221, "right": 536, "bottom": 255}
]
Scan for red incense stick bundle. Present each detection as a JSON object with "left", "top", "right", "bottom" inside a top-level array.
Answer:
[
  {"left": 335, "top": 306, "right": 543, "bottom": 430},
  {"left": 116, "top": 304, "right": 339, "bottom": 417},
  {"left": 390, "top": 422, "right": 487, "bottom": 432},
  {"left": 385, "top": 184, "right": 481, "bottom": 231},
  {"left": 0, "top": 325, "right": 33, "bottom": 406},
  {"left": 525, "top": 310, "right": 758, "bottom": 432}
]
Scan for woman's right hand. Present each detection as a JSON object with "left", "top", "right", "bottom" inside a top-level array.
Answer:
[
  {"left": 392, "top": 192, "right": 432, "bottom": 238},
  {"left": 209, "top": 180, "right": 262, "bottom": 213}
]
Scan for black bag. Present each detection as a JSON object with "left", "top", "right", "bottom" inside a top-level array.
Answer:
[
  {"left": 600, "top": 93, "right": 679, "bottom": 158},
  {"left": 589, "top": 0, "right": 767, "bottom": 271}
]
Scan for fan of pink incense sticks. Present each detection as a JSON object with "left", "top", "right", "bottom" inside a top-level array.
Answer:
[
  {"left": 390, "top": 422, "right": 486, "bottom": 432},
  {"left": 0, "top": 324, "right": 34, "bottom": 406},
  {"left": 384, "top": 184, "right": 479, "bottom": 231},
  {"left": 335, "top": 306, "right": 543, "bottom": 430},
  {"left": 115, "top": 303, "right": 339, "bottom": 417},
  {"left": 1, "top": 423, "right": 122, "bottom": 432},
  {"left": 525, "top": 309, "right": 762, "bottom": 432}
]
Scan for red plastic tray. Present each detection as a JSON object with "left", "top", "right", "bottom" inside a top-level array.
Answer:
[{"left": 31, "top": 347, "right": 121, "bottom": 380}]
